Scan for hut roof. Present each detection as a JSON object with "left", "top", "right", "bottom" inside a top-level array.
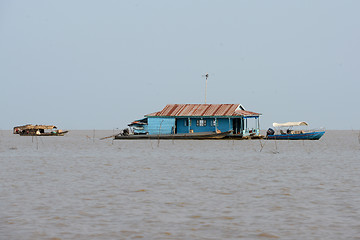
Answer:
[
  {"left": 146, "top": 104, "right": 261, "bottom": 117},
  {"left": 13, "top": 124, "right": 57, "bottom": 130}
]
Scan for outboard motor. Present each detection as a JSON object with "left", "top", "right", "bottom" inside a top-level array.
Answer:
[
  {"left": 122, "top": 128, "right": 129, "bottom": 136},
  {"left": 267, "top": 128, "right": 275, "bottom": 136}
]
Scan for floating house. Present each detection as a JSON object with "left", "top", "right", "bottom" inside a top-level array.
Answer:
[{"left": 128, "top": 104, "right": 261, "bottom": 137}]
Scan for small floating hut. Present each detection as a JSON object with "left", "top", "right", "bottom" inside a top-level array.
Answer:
[{"left": 13, "top": 124, "right": 68, "bottom": 136}]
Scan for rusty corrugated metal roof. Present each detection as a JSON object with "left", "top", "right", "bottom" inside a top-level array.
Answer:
[{"left": 146, "top": 104, "right": 261, "bottom": 117}]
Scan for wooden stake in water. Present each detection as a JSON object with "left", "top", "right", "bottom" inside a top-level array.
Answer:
[
  {"left": 274, "top": 138, "right": 278, "bottom": 153},
  {"left": 259, "top": 139, "right": 265, "bottom": 152},
  {"left": 158, "top": 120, "right": 164, "bottom": 147}
]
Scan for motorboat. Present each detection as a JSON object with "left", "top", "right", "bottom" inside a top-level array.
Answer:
[{"left": 266, "top": 122, "right": 325, "bottom": 140}]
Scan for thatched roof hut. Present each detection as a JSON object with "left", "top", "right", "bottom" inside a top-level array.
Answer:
[{"left": 13, "top": 124, "right": 57, "bottom": 131}]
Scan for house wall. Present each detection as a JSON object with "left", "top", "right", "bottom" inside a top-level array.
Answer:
[
  {"left": 147, "top": 116, "right": 251, "bottom": 135},
  {"left": 175, "top": 117, "right": 235, "bottom": 134},
  {"left": 189, "top": 117, "right": 214, "bottom": 133},
  {"left": 176, "top": 118, "right": 189, "bottom": 134},
  {"left": 217, "top": 118, "right": 233, "bottom": 133},
  {"left": 148, "top": 117, "right": 175, "bottom": 135}
]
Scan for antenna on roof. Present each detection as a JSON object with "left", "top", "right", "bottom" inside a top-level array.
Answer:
[{"left": 202, "top": 73, "right": 209, "bottom": 104}]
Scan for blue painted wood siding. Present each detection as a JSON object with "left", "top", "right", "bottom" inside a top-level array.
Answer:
[
  {"left": 217, "top": 118, "right": 233, "bottom": 133},
  {"left": 148, "top": 117, "right": 175, "bottom": 135},
  {"left": 176, "top": 118, "right": 189, "bottom": 134},
  {"left": 147, "top": 116, "right": 252, "bottom": 134},
  {"left": 176, "top": 117, "right": 235, "bottom": 133}
]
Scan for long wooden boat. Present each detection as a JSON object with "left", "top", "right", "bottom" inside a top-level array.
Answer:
[
  {"left": 224, "top": 134, "right": 265, "bottom": 140},
  {"left": 18, "top": 131, "right": 69, "bottom": 136},
  {"left": 114, "top": 131, "right": 232, "bottom": 140}
]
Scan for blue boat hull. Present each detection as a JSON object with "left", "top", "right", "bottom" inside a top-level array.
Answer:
[{"left": 266, "top": 131, "right": 325, "bottom": 140}]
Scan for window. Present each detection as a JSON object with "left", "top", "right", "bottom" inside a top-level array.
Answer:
[
  {"left": 184, "top": 119, "right": 189, "bottom": 126},
  {"left": 211, "top": 119, "right": 218, "bottom": 127},
  {"left": 196, "top": 119, "right": 207, "bottom": 127}
]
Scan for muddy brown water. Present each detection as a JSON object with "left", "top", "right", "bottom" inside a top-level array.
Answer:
[{"left": 1, "top": 130, "right": 359, "bottom": 239}]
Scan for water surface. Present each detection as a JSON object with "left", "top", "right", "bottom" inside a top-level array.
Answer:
[{"left": 1, "top": 130, "right": 359, "bottom": 239}]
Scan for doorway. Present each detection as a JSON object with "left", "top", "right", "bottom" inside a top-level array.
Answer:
[{"left": 232, "top": 118, "right": 243, "bottom": 134}]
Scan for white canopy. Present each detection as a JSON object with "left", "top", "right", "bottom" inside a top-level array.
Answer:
[{"left": 273, "top": 122, "right": 308, "bottom": 128}]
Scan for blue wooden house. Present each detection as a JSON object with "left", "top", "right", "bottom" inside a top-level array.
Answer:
[{"left": 128, "top": 104, "right": 261, "bottom": 137}]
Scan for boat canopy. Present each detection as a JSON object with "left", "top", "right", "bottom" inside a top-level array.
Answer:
[
  {"left": 13, "top": 124, "right": 57, "bottom": 130},
  {"left": 273, "top": 122, "right": 308, "bottom": 128},
  {"left": 128, "top": 118, "right": 148, "bottom": 126}
]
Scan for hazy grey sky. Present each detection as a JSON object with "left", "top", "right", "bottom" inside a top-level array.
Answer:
[{"left": 1, "top": 0, "right": 359, "bottom": 130}]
